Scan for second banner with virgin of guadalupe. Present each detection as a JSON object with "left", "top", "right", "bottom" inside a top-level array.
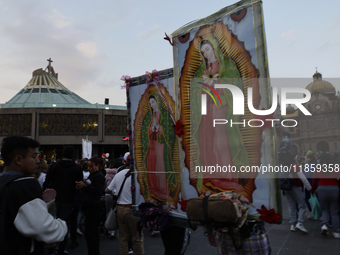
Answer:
[{"left": 130, "top": 73, "right": 181, "bottom": 208}]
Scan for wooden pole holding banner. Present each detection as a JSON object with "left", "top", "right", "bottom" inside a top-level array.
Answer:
[{"left": 125, "top": 81, "right": 136, "bottom": 213}]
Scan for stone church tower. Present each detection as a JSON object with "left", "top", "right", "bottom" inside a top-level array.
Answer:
[{"left": 277, "top": 71, "right": 340, "bottom": 154}]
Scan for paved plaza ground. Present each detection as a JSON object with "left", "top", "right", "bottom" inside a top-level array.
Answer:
[{"left": 67, "top": 196, "right": 339, "bottom": 255}]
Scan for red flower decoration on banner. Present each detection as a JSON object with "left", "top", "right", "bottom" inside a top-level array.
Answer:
[
  {"left": 256, "top": 205, "right": 281, "bottom": 224},
  {"left": 179, "top": 198, "right": 188, "bottom": 211},
  {"left": 145, "top": 70, "right": 160, "bottom": 85},
  {"left": 254, "top": 109, "right": 277, "bottom": 131},
  {"left": 173, "top": 120, "right": 184, "bottom": 137},
  {"left": 164, "top": 32, "right": 173, "bottom": 46}
]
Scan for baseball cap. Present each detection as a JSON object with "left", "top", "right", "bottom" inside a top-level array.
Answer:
[{"left": 124, "top": 152, "right": 130, "bottom": 161}]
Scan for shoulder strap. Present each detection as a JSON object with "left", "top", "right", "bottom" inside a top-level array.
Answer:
[
  {"left": 227, "top": 226, "right": 243, "bottom": 250},
  {"left": 113, "top": 169, "right": 132, "bottom": 208},
  {"left": 202, "top": 195, "right": 210, "bottom": 223},
  {"left": 116, "top": 164, "right": 127, "bottom": 173}
]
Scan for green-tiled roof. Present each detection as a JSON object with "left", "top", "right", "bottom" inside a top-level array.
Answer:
[
  {"left": 2, "top": 61, "right": 126, "bottom": 110},
  {"left": 0, "top": 102, "right": 126, "bottom": 110}
]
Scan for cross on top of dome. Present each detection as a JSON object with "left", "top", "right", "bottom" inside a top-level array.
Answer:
[
  {"left": 47, "top": 58, "right": 53, "bottom": 67},
  {"left": 45, "top": 58, "right": 56, "bottom": 77}
]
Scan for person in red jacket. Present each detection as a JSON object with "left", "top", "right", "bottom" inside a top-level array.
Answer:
[{"left": 311, "top": 153, "right": 340, "bottom": 238}]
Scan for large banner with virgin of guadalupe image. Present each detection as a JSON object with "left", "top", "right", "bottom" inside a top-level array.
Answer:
[
  {"left": 172, "top": 0, "right": 280, "bottom": 218},
  {"left": 127, "top": 69, "right": 181, "bottom": 210}
]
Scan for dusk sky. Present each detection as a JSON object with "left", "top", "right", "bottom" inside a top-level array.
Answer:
[{"left": 0, "top": 0, "right": 339, "bottom": 106}]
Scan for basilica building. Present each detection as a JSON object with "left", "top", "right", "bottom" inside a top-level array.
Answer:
[
  {"left": 278, "top": 71, "right": 340, "bottom": 154},
  {"left": 0, "top": 60, "right": 128, "bottom": 159}
]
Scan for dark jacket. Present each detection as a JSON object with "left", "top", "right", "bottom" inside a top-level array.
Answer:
[
  {"left": 278, "top": 132, "right": 295, "bottom": 166},
  {"left": 43, "top": 159, "right": 83, "bottom": 203},
  {"left": 80, "top": 170, "right": 105, "bottom": 209},
  {"left": 1, "top": 172, "right": 66, "bottom": 254}
]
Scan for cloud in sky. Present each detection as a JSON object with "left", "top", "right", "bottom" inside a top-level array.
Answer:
[
  {"left": 48, "top": 9, "right": 72, "bottom": 28},
  {"left": 136, "top": 24, "right": 162, "bottom": 42},
  {"left": 76, "top": 41, "right": 100, "bottom": 59},
  {"left": 0, "top": 0, "right": 107, "bottom": 101},
  {"left": 1, "top": 0, "right": 340, "bottom": 105},
  {"left": 276, "top": 29, "right": 299, "bottom": 40}
]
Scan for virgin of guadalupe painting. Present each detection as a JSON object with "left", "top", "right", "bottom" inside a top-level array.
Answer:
[
  {"left": 134, "top": 84, "right": 181, "bottom": 207},
  {"left": 180, "top": 22, "right": 262, "bottom": 202}
]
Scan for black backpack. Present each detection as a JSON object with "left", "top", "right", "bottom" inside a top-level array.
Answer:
[{"left": 279, "top": 178, "right": 294, "bottom": 190}]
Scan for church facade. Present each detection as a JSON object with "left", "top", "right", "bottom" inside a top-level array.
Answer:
[{"left": 277, "top": 72, "right": 340, "bottom": 154}]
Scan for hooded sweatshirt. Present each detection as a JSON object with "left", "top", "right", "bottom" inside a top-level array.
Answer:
[{"left": 43, "top": 159, "right": 83, "bottom": 203}]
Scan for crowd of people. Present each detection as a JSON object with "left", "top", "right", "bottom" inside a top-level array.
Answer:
[
  {"left": 0, "top": 136, "right": 190, "bottom": 255},
  {"left": 0, "top": 136, "right": 142, "bottom": 255},
  {"left": 279, "top": 131, "right": 340, "bottom": 239},
  {"left": 2, "top": 133, "right": 340, "bottom": 255}
]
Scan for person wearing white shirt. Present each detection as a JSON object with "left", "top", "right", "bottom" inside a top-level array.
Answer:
[{"left": 107, "top": 159, "right": 144, "bottom": 255}]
